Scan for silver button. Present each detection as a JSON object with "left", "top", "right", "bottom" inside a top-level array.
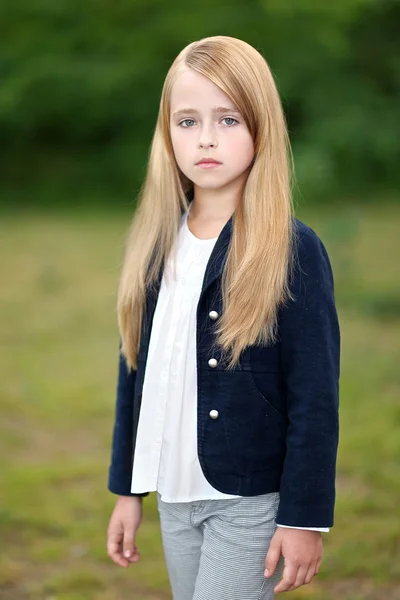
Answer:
[
  {"left": 208, "top": 358, "right": 218, "bottom": 368},
  {"left": 209, "top": 409, "right": 219, "bottom": 419},
  {"left": 209, "top": 310, "right": 219, "bottom": 320}
]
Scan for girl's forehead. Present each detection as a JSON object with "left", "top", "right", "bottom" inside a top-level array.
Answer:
[{"left": 170, "top": 70, "right": 236, "bottom": 111}]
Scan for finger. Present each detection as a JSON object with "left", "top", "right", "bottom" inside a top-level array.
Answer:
[
  {"left": 304, "top": 562, "right": 317, "bottom": 584},
  {"left": 123, "top": 529, "right": 138, "bottom": 561},
  {"left": 315, "top": 556, "right": 322, "bottom": 574},
  {"left": 107, "top": 532, "right": 129, "bottom": 568},
  {"left": 108, "top": 543, "right": 129, "bottom": 567},
  {"left": 107, "top": 530, "right": 122, "bottom": 559},
  {"left": 264, "top": 539, "right": 282, "bottom": 577},
  {"left": 274, "top": 562, "right": 299, "bottom": 593},
  {"left": 107, "top": 539, "right": 128, "bottom": 567},
  {"left": 126, "top": 544, "right": 141, "bottom": 563},
  {"left": 285, "top": 565, "right": 311, "bottom": 591}
]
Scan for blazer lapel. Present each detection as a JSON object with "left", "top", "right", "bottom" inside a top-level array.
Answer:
[{"left": 199, "top": 213, "right": 233, "bottom": 297}]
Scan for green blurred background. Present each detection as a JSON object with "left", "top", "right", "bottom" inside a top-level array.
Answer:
[{"left": 1, "top": 1, "right": 399, "bottom": 599}]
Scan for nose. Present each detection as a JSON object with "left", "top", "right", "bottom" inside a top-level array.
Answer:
[
  {"left": 198, "top": 125, "right": 218, "bottom": 149},
  {"left": 199, "top": 138, "right": 218, "bottom": 149}
]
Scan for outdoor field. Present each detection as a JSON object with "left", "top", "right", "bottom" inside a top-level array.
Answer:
[{"left": 1, "top": 202, "right": 399, "bottom": 600}]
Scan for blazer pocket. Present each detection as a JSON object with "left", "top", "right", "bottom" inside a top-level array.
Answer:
[
  {"left": 247, "top": 371, "right": 286, "bottom": 418},
  {"left": 219, "top": 371, "right": 287, "bottom": 475}
]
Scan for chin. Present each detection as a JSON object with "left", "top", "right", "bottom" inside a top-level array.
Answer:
[
  {"left": 190, "top": 174, "right": 231, "bottom": 188},
  {"left": 193, "top": 181, "right": 226, "bottom": 190}
]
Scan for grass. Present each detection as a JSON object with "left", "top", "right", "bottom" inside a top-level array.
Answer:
[{"left": 0, "top": 202, "right": 399, "bottom": 599}]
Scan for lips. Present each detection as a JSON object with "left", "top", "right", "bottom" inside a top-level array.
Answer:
[{"left": 196, "top": 159, "right": 221, "bottom": 165}]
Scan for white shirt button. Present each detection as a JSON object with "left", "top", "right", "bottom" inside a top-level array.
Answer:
[
  {"left": 209, "top": 310, "right": 219, "bottom": 320},
  {"left": 208, "top": 358, "right": 218, "bottom": 368},
  {"left": 209, "top": 409, "right": 219, "bottom": 419}
]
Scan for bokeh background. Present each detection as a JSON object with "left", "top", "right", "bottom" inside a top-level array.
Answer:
[{"left": 1, "top": 1, "right": 399, "bottom": 599}]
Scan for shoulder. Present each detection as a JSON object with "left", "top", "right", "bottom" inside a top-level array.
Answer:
[
  {"left": 291, "top": 217, "right": 331, "bottom": 263},
  {"left": 288, "top": 217, "right": 335, "bottom": 297},
  {"left": 292, "top": 217, "right": 322, "bottom": 248}
]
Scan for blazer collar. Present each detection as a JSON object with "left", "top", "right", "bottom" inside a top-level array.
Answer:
[{"left": 199, "top": 211, "right": 233, "bottom": 297}]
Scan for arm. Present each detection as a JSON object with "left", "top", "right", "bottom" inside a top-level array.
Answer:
[
  {"left": 108, "top": 339, "right": 149, "bottom": 498},
  {"left": 276, "top": 227, "right": 340, "bottom": 528}
]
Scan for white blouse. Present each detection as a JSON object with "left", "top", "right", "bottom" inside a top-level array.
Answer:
[{"left": 130, "top": 206, "right": 329, "bottom": 532}]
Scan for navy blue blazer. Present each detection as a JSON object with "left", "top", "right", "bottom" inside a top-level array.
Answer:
[{"left": 108, "top": 214, "right": 340, "bottom": 528}]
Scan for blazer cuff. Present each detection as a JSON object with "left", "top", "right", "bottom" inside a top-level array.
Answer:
[
  {"left": 276, "top": 523, "right": 330, "bottom": 532},
  {"left": 108, "top": 468, "right": 149, "bottom": 497}
]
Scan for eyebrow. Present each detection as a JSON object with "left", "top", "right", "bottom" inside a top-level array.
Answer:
[{"left": 172, "top": 106, "right": 241, "bottom": 118}]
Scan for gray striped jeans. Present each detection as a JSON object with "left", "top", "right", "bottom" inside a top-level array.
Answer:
[{"left": 156, "top": 490, "right": 285, "bottom": 600}]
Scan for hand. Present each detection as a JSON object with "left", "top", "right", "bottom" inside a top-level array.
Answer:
[
  {"left": 264, "top": 527, "right": 323, "bottom": 593},
  {"left": 107, "top": 496, "right": 143, "bottom": 568}
]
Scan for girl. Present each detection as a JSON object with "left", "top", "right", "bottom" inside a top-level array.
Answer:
[{"left": 106, "top": 35, "right": 340, "bottom": 600}]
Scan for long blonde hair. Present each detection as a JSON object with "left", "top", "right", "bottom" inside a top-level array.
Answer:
[{"left": 118, "top": 35, "right": 296, "bottom": 372}]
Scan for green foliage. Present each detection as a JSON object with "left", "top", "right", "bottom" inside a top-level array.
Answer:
[{"left": 0, "top": 0, "right": 399, "bottom": 206}]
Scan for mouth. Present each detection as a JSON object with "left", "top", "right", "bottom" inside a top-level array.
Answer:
[{"left": 196, "top": 160, "right": 222, "bottom": 168}]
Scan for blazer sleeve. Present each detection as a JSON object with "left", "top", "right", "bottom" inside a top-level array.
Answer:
[
  {"left": 108, "top": 339, "right": 149, "bottom": 497},
  {"left": 276, "top": 227, "right": 340, "bottom": 528}
]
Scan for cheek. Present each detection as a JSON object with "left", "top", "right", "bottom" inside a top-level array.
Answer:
[
  {"left": 230, "top": 131, "right": 254, "bottom": 168},
  {"left": 170, "top": 132, "right": 190, "bottom": 168}
]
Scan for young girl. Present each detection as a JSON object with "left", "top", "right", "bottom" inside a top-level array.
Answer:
[{"left": 106, "top": 35, "right": 340, "bottom": 600}]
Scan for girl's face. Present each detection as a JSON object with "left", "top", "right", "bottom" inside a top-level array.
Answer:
[{"left": 169, "top": 68, "right": 254, "bottom": 192}]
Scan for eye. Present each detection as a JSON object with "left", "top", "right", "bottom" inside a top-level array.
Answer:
[
  {"left": 221, "top": 117, "right": 238, "bottom": 126},
  {"left": 178, "top": 119, "right": 196, "bottom": 128}
]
